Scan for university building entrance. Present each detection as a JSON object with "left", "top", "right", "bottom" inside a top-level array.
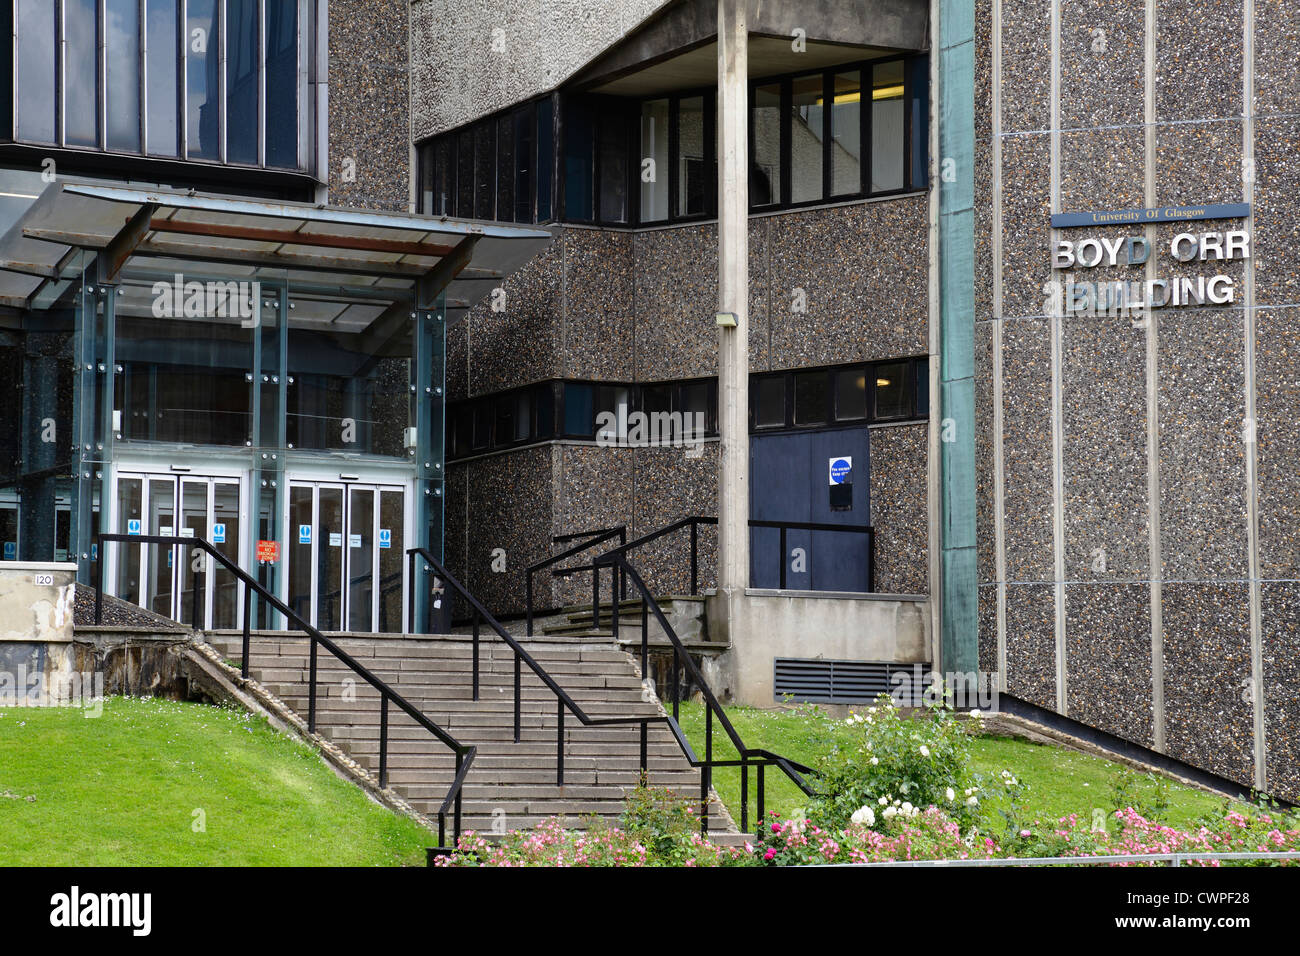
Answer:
[
  {"left": 286, "top": 479, "right": 408, "bottom": 633},
  {"left": 110, "top": 468, "right": 246, "bottom": 630}
]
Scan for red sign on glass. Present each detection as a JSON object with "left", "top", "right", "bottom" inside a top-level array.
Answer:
[{"left": 256, "top": 540, "right": 280, "bottom": 562}]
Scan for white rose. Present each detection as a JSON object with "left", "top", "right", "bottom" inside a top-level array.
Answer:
[
  {"left": 967, "top": 796, "right": 978, "bottom": 806},
  {"left": 883, "top": 806, "right": 898, "bottom": 819},
  {"left": 870, "top": 756, "right": 879, "bottom": 765},
  {"left": 879, "top": 796, "right": 889, "bottom": 806},
  {"left": 863, "top": 807, "right": 875, "bottom": 827},
  {"left": 901, "top": 801, "right": 913, "bottom": 815},
  {"left": 945, "top": 787, "right": 956, "bottom": 802},
  {"left": 919, "top": 745, "right": 930, "bottom": 757}
]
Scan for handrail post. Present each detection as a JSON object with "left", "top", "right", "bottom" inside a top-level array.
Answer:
[
  {"left": 672, "top": 645, "right": 679, "bottom": 721},
  {"left": 779, "top": 525, "right": 787, "bottom": 589},
  {"left": 525, "top": 571, "right": 534, "bottom": 636},
  {"left": 639, "top": 721, "right": 647, "bottom": 785},
  {"left": 740, "top": 754, "right": 749, "bottom": 833},
  {"left": 308, "top": 636, "right": 318, "bottom": 733},
  {"left": 471, "top": 611, "right": 480, "bottom": 701},
  {"left": 757, "top": 763, "right": 766, "bottom": 835},
  {"left": 556, "top": 700, "right": 564, "bottom": 785},
  {"left": 591, "top": 563, "right": 600, "bottom": 629},
  {"left": 513, "top": 653, "right": 521, "bottom": 743},
  {"left": 690, "top": 519, "right": 698, "bottom": 595},
  {"left": 640, "top": 595, "right": 648, "bottom": 679},
  {"left": 241, "top": 581, "right": 252, "bottom": 679},
  {"left": 192, "top": 549, "right": 202, "bottom": 631},
  {"left": 453, "top": 751, "right": 464, "bottom": 841},
  {"left": 379, "top": 694, "right": 390, "bottom": 788},
  {"left": 611, "top": 579, "right": 620, "bottom": 639},
  {"left": 868, "top": 528, "right": 876, "bottom": 593},
  {"left": 701, "top": 706, "right": 712, "bottom": 835},
  {"left": 94, "top": 537, "right": 104, "bottom": 625}
]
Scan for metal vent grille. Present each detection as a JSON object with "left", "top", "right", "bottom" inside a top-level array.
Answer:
[{"left": 773, "top": 658, "right": 929, "bottom": 705}]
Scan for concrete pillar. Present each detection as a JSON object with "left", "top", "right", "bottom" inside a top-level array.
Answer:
[{"left": 715, "top": 0, "right": 748, "bottom": 612}]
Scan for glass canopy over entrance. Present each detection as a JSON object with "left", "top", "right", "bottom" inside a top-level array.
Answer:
[{"left": 0, "top": 181, "right": 551, "bottom": 631}]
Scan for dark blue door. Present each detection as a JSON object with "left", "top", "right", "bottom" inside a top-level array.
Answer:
[{"left": 750, "top": 428, "right": 871, "bottom": 591}]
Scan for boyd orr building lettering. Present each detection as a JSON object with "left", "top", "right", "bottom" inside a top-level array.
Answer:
[{"left": 0, "top": 1, "right": 1295, "bottom": 802}]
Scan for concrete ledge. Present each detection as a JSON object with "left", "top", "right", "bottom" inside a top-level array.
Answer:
[
  {"left": 708, "top": 591, "right": 931, "bottom": 706},
  {"left": 1, "top": 563, "right": 78, "bottom": 643},
  {"left": 745, "top": 588, "right": 929, "bottom": 603}
]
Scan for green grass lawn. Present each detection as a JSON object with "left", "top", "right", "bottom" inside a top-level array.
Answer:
[
  {"left": 675, "top": 701, "right": 1234, "bottom": 831},
  {"left": 0, "top": 697, "right": 434, "bottom": 866}
]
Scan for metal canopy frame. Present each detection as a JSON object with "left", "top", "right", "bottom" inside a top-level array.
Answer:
[{"left": 0, "top": 180, "right": 550, "bottom": 624}]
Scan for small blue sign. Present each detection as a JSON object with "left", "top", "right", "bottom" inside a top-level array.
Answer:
[
  {"left": 90, "top": 543, "right": 98, "bottom": 561},
  {"left": 3, "top": 541, "right": 14, "bottom": 559},
  {"left": 298, "top": 524, "right": 312, "bottom": 545},
  {"left": 378, "top": 529, "right": 392, "bottom": 550},
  {"left": 127, "top": 518, "right": 142, "bottom": 535},
  {"left": 212, "top": 523, "right": 226, "bottom": 544},
  {"left": 829, "top": 457, "right": 852, "bottom": 485}
]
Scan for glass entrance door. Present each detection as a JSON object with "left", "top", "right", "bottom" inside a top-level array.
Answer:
[
  {"left": 114, "top": 471, "right": 245, "bottom": 629},
  {"left": 287, "top": 480, "right": 406, "bottom": 633}
]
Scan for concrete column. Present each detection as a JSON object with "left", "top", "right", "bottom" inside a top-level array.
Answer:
[{"left": 715, "top": 0, "right": 748, "bottom": 606}]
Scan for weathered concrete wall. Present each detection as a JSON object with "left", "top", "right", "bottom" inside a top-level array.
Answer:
[
  {"left": 0, "top": 563, "right": 77, "bottom": 643},
  {"left": 706, "top": 590, "right": 929, "bottom": 706}
]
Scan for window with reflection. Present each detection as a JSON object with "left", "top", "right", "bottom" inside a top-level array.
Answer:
[
  {"left": 789, "top": 75, "right": 824, "bottom": 204},
  {"left": 871, "top": 61, "right": 906, "bottom": 193},
  {"left": 751, "top": 84, "right": 782, "bottom": 207},
  {"left": 8, "top": 0, "right": 309, "bottom": 171},
  {"left": 640, "top": 99, "right": 670, "bottom": 222}
]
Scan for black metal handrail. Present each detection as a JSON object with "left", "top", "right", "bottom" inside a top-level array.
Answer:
[
  {"left": 409, "top": 546, "right": 817, "bottom": 835},
  {"left": 527, "top": 515, "right": 876, "bottom": 626},
  {"left": 595, "top": 551, "right": 818, "bottom": 831},
  {"left": 523, "top": 525, "right": 626, "bottom": 636},
  {"left": 95, "top": 533, "right": 475, "bottom": 849}
]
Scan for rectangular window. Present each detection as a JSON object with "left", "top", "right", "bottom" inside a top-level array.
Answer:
[
  {"left": 496, "top": 113, "right": 515, "bottom": 225},
  {"left": 513, "top": 107, "right": 534, "bottom": 222},
  {"left": 494, "top": 394, "right": 516, "bottom": 446},
  {"left": 563, "top": 98, "right": 595, "bottom": 221},
  {"left": 65, "top": 0, "right": 100, "bottom": 148},
  {"left": 679, "top": 381, "right": 711, "bottom": 435},
  {"left": 186, "top": 0, "right": 220, "bottom": 160},
  {"left": 830, "top": 70, "right": 861, "bottom": 197},
  {"left": 640, "top": 99, "right": 669, "bottom": 222},
  {"left": 676, "top": 96, "right": 706, "bottom": 217},
  {"left": 914, "top": 357, "right": 930, "bottom": 417},
  {"left": 456, "top": 130, "right": 474, "bottom": 217},
  {"left": 908, "top": 56, "right": 929, "bottom": 190},
  {"left": 265, "top": 0, "right": 298, "bottom": 168},
  {"left": 598, "top": 107, "right": 629, "bottom": 224},
  {"left": 793, "top": 371, "right": 827, "bottom": 426},
  {"left": 563, "top": 383, "right": 594, "bottom": 436},
  {"left": 106, "top": 0, "right": 141, "bottom": 152},
  {"left": 873, "top": 361, "right": 910, "bottom": 419},
  {"left": 474, "top": 121, "right": 495, "bottom": 219},
  {"left": 432, "top": 139, "right": 453, "bottom": 215},
  {"left": 145, "top": 0, "right": 180, "bottom": 156},
  {"left": 872, "top": 61, "right": 906, "bottom": 192},
  {"left": 789, "top": 75, "right": 824, "bottom": 203},
  {"left": 751, "top": 83, "right": 782, "bottom": 207},
  {"left": 536, "top": 97, "right": 554, "bottom": 221},
  {"left": 754, "top": 375, "right": 786, "bottom": 428},
  {"left": 226, "top": 0, "right": 259, "bottom": 164},
  {"left": 834, "top": 366, "right": 867, "bottom": 421},
  {"left": 15, "top": 0, "right": 56, "bottom": 144}
]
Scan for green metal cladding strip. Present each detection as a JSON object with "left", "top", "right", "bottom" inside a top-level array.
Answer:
[{"left": 938, "top": 0, "right": 978, "bottom": 674}]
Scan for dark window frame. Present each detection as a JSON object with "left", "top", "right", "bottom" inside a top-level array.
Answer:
[{"left": 748, "top": 357, "right": 930, "bottom": 432}]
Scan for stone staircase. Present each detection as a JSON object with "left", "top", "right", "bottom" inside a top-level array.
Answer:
[{"left": 202, "top": 629, "right": 739, "bottom": 840}]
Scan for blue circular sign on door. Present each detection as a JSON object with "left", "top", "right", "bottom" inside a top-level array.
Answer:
[{"left": 829, "top": 458, "right": 852, "bottom": 485}]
